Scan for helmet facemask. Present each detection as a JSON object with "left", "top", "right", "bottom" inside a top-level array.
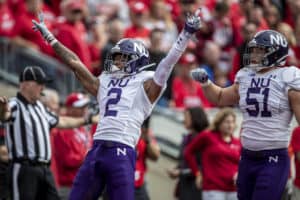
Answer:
[{"left": 104, "top": 52, "right": 139, "bottom": 77}]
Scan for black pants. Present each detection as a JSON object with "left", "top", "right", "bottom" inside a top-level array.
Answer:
[
  {"left": 0, "top": 161, "right": 9, "bottom": 200},
  {"left": 9, "top": 162, "right": 60, "bottom": 200}
]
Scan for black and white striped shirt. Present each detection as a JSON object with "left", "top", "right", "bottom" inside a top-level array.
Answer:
[{"left": 4, "top": 92, "right": 58, "bottom": 163}]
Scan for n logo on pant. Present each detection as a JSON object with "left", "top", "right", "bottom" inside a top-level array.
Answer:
[
  {"left": 117, "top": 148, "right": 127, "bottom": 156},
  {"left": 269, "top": 155, "right": 278, "bottom": 163}
]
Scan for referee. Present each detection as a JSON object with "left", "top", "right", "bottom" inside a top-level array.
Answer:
[{"left": 0, "top": 66, "right": 96, "bottom": 200}]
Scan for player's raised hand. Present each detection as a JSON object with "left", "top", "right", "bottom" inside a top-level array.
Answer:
[
  {"left": 190, "top": 68, "right": 209, "bottom": 85},
  {"left": 32, "top": 12, "right": 57, "bottom": 45},
  {"left": 184, "top": 8, "right": 202, "bottom": 34}
]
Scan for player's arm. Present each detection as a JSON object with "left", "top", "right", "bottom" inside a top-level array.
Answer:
[
  {"left": 190, "top": 68, "right": 240, "bottom": 106},
  {"left": 32, "top": 13, "right": 99, "bottom": 96},
  {"left": 0, "top": 96, "right": 11, "bottom": 122},
  {"left": 56, "top": 114, "right": 98, "bottom": 129},
  {"left": 144, "top": 9, "right": 202, "bottom": 103}
]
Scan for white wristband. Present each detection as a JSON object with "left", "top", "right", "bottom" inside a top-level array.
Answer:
[{"left": 50, "top": 39, "right": 58, "bottom": 46}]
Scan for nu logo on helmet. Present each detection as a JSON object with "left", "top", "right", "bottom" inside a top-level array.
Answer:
[
  {"left": 270, "top": 34, "right": 288, "bottom": 47},
  {"left": 134, "top": 42, "right": 149, "bottom": 57}
]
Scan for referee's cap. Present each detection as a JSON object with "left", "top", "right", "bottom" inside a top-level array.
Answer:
[
  {"left": 19, "top": 66, "right": 53, "bottom": 84},
  {"left": 65, "top": 93, "right": 90, "bottom": 108}
]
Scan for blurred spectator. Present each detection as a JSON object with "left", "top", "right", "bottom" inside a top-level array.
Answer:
[
  {"left": 134, "top": 117, "right": 160, "bottom": 200},
  {"left": 53, "top": 92, "right": 93, "bottom": 200},
  {"left": 145, "top": 0, "right": 178, "bottom": 51},
  {"left": 293, "top": 15, "right": 300, "bottom": 66},
  {"left": 174, "top": 0, "right": 213, "bottom": 62},
  {"left": 87, "top": 0, "right": 129, "bottom": 25},
  {"left": 53, "top": 93, "right": 92, "bottom": 199},
  {"left": 211, "top": 1, "right": 235, "bottom": 86},
  {"left": 264, "top": 4, "right": 282, "bottom": 29},
  {"left": 54, "top": 0, "right": 93, "bottom": 73},
  {"left": 0, "top": 123, "right": 9, "bottom": 200},
  {"left": 211, "top": 2, "right": 233, "bottom": 49},
  {"left": 40, "top": 88, "right": 61, "bottom": 187},
  {"left": 125, "top": 1, "right": 151, "bottom": 46},
  {"left": 276, "top": 22, "right": 298, "bottom": 66},
  {"left": 86, "top": 16, "right": 108, "bottom": 76},
  {"left": 148, "top": 28, "right": 170, "bottom": 107},
  {"left": 0, "top": 0, "right": 15, "bottom": 38},
  {"left": 283, "top": 0, "right": 300, "bottom": 29},
  {"left": 230, "top": 0, "right": 254, "bottom": 46},
  {"left": 200, "top": 41, "right": 231, "bottom": 87},
  {"left": 171, "top": 52, "right": 212, "bottom": 109},
  {"left": 247, "top": 5, "right": 269, "bottom": 31},
  {"left": 101, "top": 18, "right": 125, "bottom": 71},
  {"left": 291, "top": 126, "right": 300, "bottom": 200},
  {"left": 12, "top": 0, "right": 56, "bottom": 55},
  {"left": 229, "top": 22, "right": 258, "bottom": 83},
  {"left": 40, "top": 88, "right": 61, "bottom": 114},
  {"left": 167, "top": 107, "right": 209, "bottom": 200},
  {"left": 184, "top": 108, "right": 241, "bottom": 200}
]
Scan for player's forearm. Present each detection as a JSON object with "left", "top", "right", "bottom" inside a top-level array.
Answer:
[
  {"left": 146, "top": 143, "right": 160, "bottom": 161},
  {"left": 153, "top": 30, "right": 191, "bottom": 86},
  {"left": 52, "top": 42, "right": 99, "bottom": 96},
  {"left": 201, "top": 83, "right": 223, "bottom": 106},
  {"left": 57, "top": 116, "right": 87, "bottom": 129},
  {"left": 52, "top": 41, "right": 81, "bottom": 70}
]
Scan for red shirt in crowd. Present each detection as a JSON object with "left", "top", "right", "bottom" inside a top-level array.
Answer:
[
  {"left": 135, "top": 138, "right": 148, "bottom": 187},
  {"left": 135, "top": 130, "right": 156, "bottom": 187},
  {"left": 53, "top": 127, "right": 92, "bottom": 186},
  {"left": 0, "top": 3, "right": 16, "bottom": 37},
  {"left": 124, "top": 25, "right": 150, "bottom": 46},
  {"left": 184, "top": 130, "right": 241, "bottom": 191},
  {"left": 54, "top": 19, "right": 92, "bottom": 72},
  {"left": 14, "top": 7, "right": 55, "bottom": 56},
  {"left": 291, "top": 127, "right": 300, "bottom": 189},
  {"left": 172, "top": 77, "right": 212, "bottom": 109}
]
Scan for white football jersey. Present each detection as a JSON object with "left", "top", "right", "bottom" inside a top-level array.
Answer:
[
  {"left": 235, "top": 66, "right": 300, "bottom": 150},
  {"left": 93, "top": 71, "right": 164, "bottom": 148}
]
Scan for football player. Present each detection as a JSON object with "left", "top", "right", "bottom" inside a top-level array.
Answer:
[
  {"left": 32, "top": 9, "right": 202, "bottom": 200},
  {"left": 190, "top": 30, "right": 300, "bottom": 200}
]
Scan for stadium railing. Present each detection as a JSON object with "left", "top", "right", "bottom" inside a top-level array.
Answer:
[{"left": 0, "top": 37, "right": 82, "bottom": 100}]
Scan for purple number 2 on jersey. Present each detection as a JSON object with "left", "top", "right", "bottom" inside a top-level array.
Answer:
[
  {"left": 104, "top": 88, "right": 122, "bottom": 117},
  {"left": 246, "top": 87, "right": 272, "bottom": 117}
]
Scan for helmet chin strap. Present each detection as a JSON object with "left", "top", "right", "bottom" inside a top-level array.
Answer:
[{"left": 247, "top": 63, "right": 266, "bottom": 72}]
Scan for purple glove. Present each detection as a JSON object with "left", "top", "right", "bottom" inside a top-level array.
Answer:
[
  {"left": 184, "top": 8, "right": 202, "bottom": 34},
  {"left": 190, "top": 68, "right": 209, "bottom": 84}
]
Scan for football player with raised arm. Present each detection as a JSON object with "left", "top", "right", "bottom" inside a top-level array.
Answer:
[
  {"left": 32, "top": 9, "right": 202, "bottom": 200},
  {"left": 190, "top": 30, "right": 300, "bottom": 200}
]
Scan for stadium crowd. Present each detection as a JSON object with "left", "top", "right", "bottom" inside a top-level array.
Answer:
[{"left": 1, "top": 0, "right": 300, "bottom": 199}]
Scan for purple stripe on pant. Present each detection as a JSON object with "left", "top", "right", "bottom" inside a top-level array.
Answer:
[
  {"left": 237, "top": 148, "right": 289, "bottom": 200},
  {"left": 69, "top": 140, "right": 136, "bottom": 200}
]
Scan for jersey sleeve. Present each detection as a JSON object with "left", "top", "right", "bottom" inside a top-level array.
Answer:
[
  {"left": 234, "top": 68, "right": 249, "bottom": 84},
  {"left": 281, "top": 66, "right": 300, "bottom": 93}
]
